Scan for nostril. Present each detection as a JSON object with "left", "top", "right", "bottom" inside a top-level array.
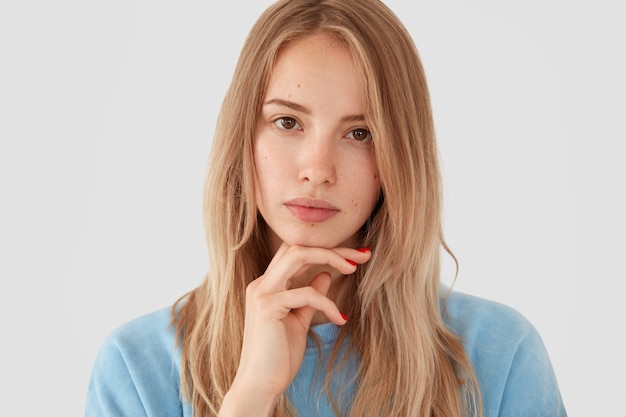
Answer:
[{"left": 298, "top": 144, "right": 338, "bottom": 185}]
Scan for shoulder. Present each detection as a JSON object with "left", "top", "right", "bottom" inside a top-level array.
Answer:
[
  {"left": 442, "top": 289, "right": 567, "bottom": 417},
  {"left": 442, "top": 289, "right": 535, "bottom": 349},
  {"left": 96, "top": 306, "right": 181, "bottom": 375},
  {"left": 106, "top": 305, "right": 178, "bottom": 353},
  {"left": 86, "top": 306, "right": 189, "bottom": 417}
]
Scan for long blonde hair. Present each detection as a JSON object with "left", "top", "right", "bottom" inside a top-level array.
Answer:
[{"left": 174, "top": 1, "right": 481, "bottom": 416}]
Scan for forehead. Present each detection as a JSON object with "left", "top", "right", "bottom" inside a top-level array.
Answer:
[
  {"left": 278, "top": 31, "right": 346, "bottom": 55},
  {"left": 265, "top": 33, "right": 363, "bottom": 109}
]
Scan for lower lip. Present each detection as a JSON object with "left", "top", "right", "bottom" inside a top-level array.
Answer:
[{"left": 286, "top": 205, "right": 339, "bottom": 222}]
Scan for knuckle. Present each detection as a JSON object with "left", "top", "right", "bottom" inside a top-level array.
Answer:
[
  {"left": 245, "top": 279, "right": 261, "bottom": 298},
  {"left": 303, "top": 286, "right": 319, "bottom": 297},
  {"left": 247, "top": 290, "right": 271, "bottom": 310},
  {"left": 286, "top": 244, "right": 306, "bottom": 261},
  {"left": 302, "top": 286, "right": 327, "bottom": 306},
  {"left": 254, "top": 293, "right": 270, "bottom": 307},
  {"left": 246, "top": 279, "right": 257, "bottom": 293}
]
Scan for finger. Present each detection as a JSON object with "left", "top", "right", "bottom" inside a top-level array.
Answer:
[
  {"left": 259, "top": 245, "right": 359, "bottom": 292},
  {"left": 331, "top": 246, "right": 372, "bottom": 266},
  {"left": 291, "top": 272, "right": 332, "bottom": 327},
  {"left": 264, "top": 241, "right": 290, "bottom": 270},
  {"left": 247, "top": 242, "right": 291, "bottom": 292},
  {"left": 270, "top": 283, "right": 346, "bottom": 325}
]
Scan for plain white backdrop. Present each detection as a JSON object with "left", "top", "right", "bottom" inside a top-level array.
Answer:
[{"left": 1, "top": 1, "right": 624, "bottom": 415}]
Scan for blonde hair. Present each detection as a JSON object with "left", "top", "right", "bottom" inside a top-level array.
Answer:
[{"left": 174, "top": 0, "right": 482, "bottom": 416}]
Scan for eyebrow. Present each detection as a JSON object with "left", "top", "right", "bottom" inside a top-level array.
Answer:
[{"left": 263, "top": 98, "right": 365, "bottom": 123}]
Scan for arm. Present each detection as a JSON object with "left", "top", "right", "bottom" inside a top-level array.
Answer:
[
  {"left": 498, "top": 328, "right": 567, "bottom": 417},
  {"left": 86, "top": 339, "right": 151, "bottom": 417},
  {"left": 444, "top": 291, "right": 567, "bottom": 417},
  {"left": 85, "top": 311, "right": 185, "bottom": 417}
]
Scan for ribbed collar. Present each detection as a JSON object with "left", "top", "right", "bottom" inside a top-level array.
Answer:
[{"left": 307, "top": 322, "right": 341, "bottom": 348}]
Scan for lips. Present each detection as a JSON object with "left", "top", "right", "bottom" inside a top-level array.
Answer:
[{"left": 285, "top": 198, "right": 340, "bottom": 222}]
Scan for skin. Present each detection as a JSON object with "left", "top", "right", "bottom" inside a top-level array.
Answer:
[
  {"left": 220, "top": 33, "right": 381, "bottom": 416},
  {"left": 254, "top": 35, "right": 380, "bottom": 254}
]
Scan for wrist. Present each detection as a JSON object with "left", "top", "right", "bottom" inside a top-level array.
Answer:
[{"left": 219, "top": 381, "right": 279, "bottom": 417}]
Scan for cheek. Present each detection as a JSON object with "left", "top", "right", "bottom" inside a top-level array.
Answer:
[
  {"left": 366, "top": 177, "right": 382, "bottom": 212},
  {"left": 364, "top": 155, "right": 381, "bottom": 192},
  {"left": 254, "top": 142, "right": 290, "bottom": 191},
  {"left": 348, "top": 161, "right": 381, "bottom": 214},
  {"left": 252, "top": 143, "right": 268, "bottom": 201},
  {"left": 366, "top": 163, "right": 382, "bottom": 210},
  {"left": 253, "top": 140, "right": 271, "bottom": 181}
]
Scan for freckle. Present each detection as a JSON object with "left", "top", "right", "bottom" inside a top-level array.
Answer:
[{"left": 297, "top": 84, "right": 301, "bottom": 88}]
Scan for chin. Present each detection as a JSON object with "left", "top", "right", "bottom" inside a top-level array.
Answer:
[
  {"left": 283, "top": 236, "right": 338, "bottom": 249},
  {"left": 280, "top": 229, "right": 358, "bottom": 249}
]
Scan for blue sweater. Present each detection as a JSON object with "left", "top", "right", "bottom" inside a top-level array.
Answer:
[{"left": 85, "top": 290, "right": 566, "bottom": 416}]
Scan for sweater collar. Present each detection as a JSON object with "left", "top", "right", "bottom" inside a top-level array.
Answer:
[{"left": 307, "top": 322, "right": 341, "bottom": 348}]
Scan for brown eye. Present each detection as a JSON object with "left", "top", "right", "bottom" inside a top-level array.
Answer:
[
  {"left": 274, "top": 117, "right": 301, "bottom": 130},
  {"left": 348, "top": 128, "right": 372, "bottom": 142}
]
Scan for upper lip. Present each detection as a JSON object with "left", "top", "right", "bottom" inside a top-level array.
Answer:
[{"left": 285, "top": 197, "right": 339, "bottom": 211}]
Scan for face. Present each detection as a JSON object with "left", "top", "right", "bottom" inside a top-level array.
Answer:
[{"left": 254, "top": 33, "right": 381, "bottom": 252}]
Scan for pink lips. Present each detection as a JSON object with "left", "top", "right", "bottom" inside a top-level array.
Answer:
[{"left": 285, "top": 198, "right": 340, "bottom": 222}]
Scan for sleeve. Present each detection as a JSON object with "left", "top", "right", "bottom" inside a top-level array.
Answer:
[
  {"left": 443, "top": 290, "right": 568, "bottom": 417},
  {"left": 84, "top": 311, "right": 186, "bottom": 417},
  {"left": 85, "top": 338, "right": 150, "bottom": 417},
  {"left": 496, "top": 326, "right": 567, "bottom": 417}
]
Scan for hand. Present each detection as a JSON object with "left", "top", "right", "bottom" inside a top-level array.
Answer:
[{"left": 220, "top": 243, "right": 371, "bottom": 415}]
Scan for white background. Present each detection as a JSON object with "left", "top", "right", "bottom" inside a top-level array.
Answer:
[{"left": 1, "top": 1, "right": 623, "bottom": 416}]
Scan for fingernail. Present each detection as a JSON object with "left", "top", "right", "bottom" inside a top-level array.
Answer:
[
  {"left": 340, "top": 312, "right": 348, "bottom": 321},
  {"left": 357, "top": 247, "right": 371, "bottom": 253},
  {"left": 345, "top": 258, "right": 357, "bottom": 266}
]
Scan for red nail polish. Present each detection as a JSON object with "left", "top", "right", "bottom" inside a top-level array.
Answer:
[
  {"left": 346, "top": 259, "right": 357, "bottom": 266},
  {"left": 357, "top": 247, "right": 371, "bottom": 253},
  {"left": 340, "top": 312, "right": 348, "bottom": 321}
]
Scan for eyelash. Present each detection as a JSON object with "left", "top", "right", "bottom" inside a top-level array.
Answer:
[
  {"left": 273, "top": 117, "right": 302, "bottom": 131},
  {"left": 346, "top": 128, "right": 372, "bottom": 142},
  {"left": 272, "top": 117, "right": 372, "bottom": 142}
]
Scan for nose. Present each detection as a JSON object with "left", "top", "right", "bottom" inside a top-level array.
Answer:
[{"left": 298, "top": 133, "right": 337, "bottom": 186}]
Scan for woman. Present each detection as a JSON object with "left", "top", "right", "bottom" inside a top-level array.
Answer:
[{"left": 86, "top": 1, "right": 566, "bottom": 416}]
